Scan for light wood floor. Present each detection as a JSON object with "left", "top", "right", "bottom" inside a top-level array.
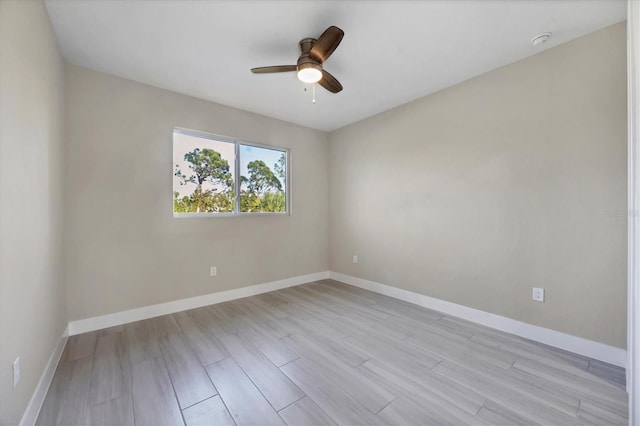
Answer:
[{"left": 37, "top": 279, "right": 628, "bottom": 425}]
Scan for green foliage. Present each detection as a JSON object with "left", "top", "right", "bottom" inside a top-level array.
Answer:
[
  {"left": 261, "top": 191, "right": 286, "bottom": 212},
  {"left": 239, "top": 191, "right": 261, "bottom": 213},
  {"left": 239, "top": 190, "right": 285, "bottom": 213},
  {"left": 173, "top": 190, "right": 235, "bottom": 213},
  {"left": 173, "top": 189, "right": 235, "bottom": 213}
]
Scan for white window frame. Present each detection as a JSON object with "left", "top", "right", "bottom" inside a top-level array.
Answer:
[{"left": 173, "top": 127, "right": 290, "bottom": 218}]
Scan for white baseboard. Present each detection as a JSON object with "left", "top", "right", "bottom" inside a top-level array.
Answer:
[
  {"left": 330, "top": 271, "right": 627, "bottom": 368},
  {"left": 65, "top": 268, "right": 625, "bottom": 367},
  {"left": 20, "top": 325, "right": 69, "bottom": 426},
  {"left": 68, "top": 271, "right": 330, "bottom": 335}
]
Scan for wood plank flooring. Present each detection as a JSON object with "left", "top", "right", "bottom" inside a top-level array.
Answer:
[{"left": 36, "top": 280, "right": 628, "bottom": 425}]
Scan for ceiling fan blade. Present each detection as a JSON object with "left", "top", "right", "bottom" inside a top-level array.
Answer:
[
  {"left": 251, "top": 65, "right": 297, "bottom": 74},
  {"left": 318, "top": 70, "right": 343, "bottom": 93},
  {"left": 309, "top": 26, "right": 344, "bottom": 63}
]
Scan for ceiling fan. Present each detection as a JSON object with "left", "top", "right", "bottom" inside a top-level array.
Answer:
[{"left": 251, "top": 26, "right": 344, "bottom": 93}]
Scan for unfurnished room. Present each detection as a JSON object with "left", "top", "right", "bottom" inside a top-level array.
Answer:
[{"left": 1, "top": 0, "right": 640, "bottom": 425}]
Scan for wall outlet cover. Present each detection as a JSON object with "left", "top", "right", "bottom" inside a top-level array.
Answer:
[{"left": 532, "top": 287, "right": 545, "bottom": 302}]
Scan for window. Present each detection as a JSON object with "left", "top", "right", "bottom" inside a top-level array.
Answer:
[{"left": 173, "top": 128, "right": 288, "bottom": 216}]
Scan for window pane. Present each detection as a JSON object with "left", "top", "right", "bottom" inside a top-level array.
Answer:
[
  {"left": 173, "top": 131, "right": 235, "bottom": 214},
  {"left": 239, "top": 144, "right": 287, "bottom": 213}
]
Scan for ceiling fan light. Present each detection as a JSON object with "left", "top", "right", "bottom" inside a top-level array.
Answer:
[{"left": 297, "top": 66, "right": 322, "bottom": 83}]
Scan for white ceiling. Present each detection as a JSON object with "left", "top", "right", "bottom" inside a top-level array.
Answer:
[{"left": 44, "top": 0, "right": 626, "bottom": 132}]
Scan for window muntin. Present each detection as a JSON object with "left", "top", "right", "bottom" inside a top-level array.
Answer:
[{"left": 173, "top": 129, "right": 288, "bottom": 216}]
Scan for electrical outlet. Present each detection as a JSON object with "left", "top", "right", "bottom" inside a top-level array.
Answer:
[
  {"left": 210, "top": 266, "right": 217, "bottom": 277},
  {"left": 13, "top": 357, "right": 20, "bottom": 388},
  {"left": 532, "top": 287, "right": 545, "bottom": 302},
  {"left": 352, "top": 255, "right": 358, "bottom": 264}
]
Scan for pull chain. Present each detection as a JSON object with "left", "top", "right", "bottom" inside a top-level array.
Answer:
[{"left": 303, "top": 84, "right": 317, "bottom": 104}]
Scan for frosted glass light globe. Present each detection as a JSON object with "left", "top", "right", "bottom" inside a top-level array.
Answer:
[{"left": 297, "top": 67, "right": 322, "bottom": 83}]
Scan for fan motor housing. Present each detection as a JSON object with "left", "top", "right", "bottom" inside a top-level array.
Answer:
[
  {"left": 297, "top": 54, "right": 321, "bottom": 73},
  {"left": 299, "top": 37, "right": 317, "bottom": 54},
  {"left": 297, "top": 38, "right": 322, "bottom": 73}
]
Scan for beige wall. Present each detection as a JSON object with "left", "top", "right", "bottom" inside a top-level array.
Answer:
[
  {"left": 329, "top": 23, "right": 627, "bottom": 348},
  {"left": 64, "top": 65, "right": 329, "bottom": 321},
  {"left": 0, "top": 1, "right": 68, "bottom": 424}
]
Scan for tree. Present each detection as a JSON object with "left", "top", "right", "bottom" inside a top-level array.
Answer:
[
  {"left": 174, "top": 148, "right": 233, "bottom": 213},
  {"left": 274, "top": 153, "right": 286, "bottom": 186},
  {"left": 240, "top": 160, "right": 283, "bottom": 212},
  {"left": 261, "top": 191, "right": 286, "bottom": 212},
  {"left": 240, "top": 190, "right": 261, "bottom": 212},
  {"left": 243, "top": 160, "right": 282, "bottom": 197}
]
